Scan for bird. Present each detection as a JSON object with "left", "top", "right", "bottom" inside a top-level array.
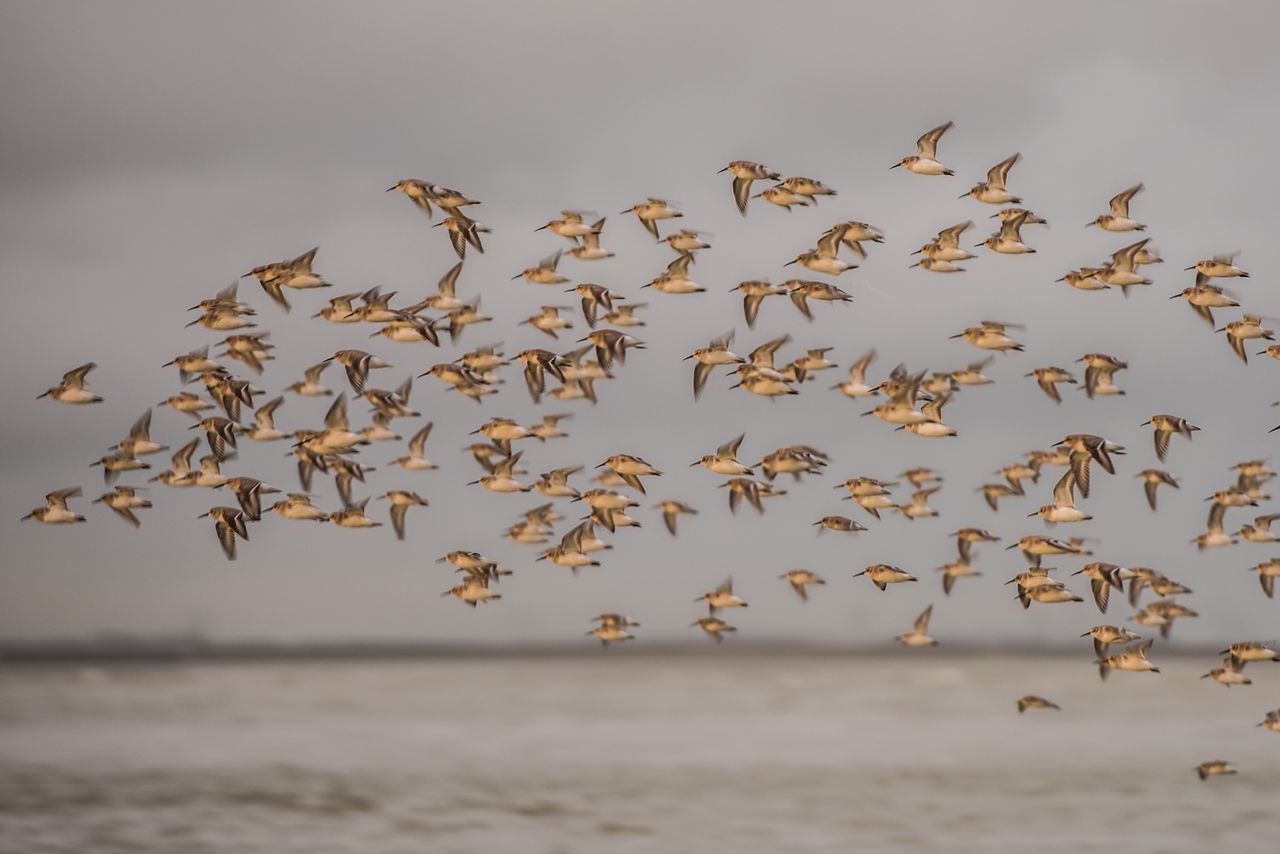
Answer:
[
  {"left": 718, "top": 161, "right": 781, "bottom": 215},
  {"left": 21, "top": 487, "right": 86, "bottom": 524},
  {"left": 655, "top": 500, "right": 697, "bottom": 536},
  {"left": 960, "top": 153, "right": 1021, "bottom": 204},
  {"left": 1141, "top": 415, "right": 1199, "bottom": 462},
  {"left": 1095, "top": 639, "right": 1160, "bottom": 681},
  {"left": 243, "top": 247, "right": 331, "bottom": 311},
  {"left": 696, "top": 577, "right": 748, "bottom": 613},
  {"left": 692, "top": 616, "right": 736, "bottom": 642},
  {"left": 380, "top": 491, "right": 429, "bottom": 540},
  {"left": 1137, "top": 469, "right": 1179, "bottom": 511},
  {"left": 1027, "top": 367, "right": 1076, "bottom": 404},
  {"left": 1087, "top": 184, "right": 1145, "bottom": 231},
  {"left": 896, "top": 605, "right": 937, "bottom": 646},
  {"left": 38, "top": 363, "right": 103, "bottom": 404},
  {"left": 853, "top": 564, "right": 917, "bottom": 591},
  {"left": 1016, "top": 696, "right": 1060, "bottom": 713},
  {"left": 1195, "top": 761, "right": 1238, "bottom": 781},
  {"left": 197, "top": 506, "right": 249, "bottom": 560},
  {"left": 891, "top": 121, "right": 954, "bottom": 175},
  {"left": 779, "top": 569, "right": 825, "bottom": 602},
  {"left": 621, "top": 198, "right": 682, "bottom": 239}
]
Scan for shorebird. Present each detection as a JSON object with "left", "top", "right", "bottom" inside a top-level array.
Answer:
[
  {"left": 269, "top": 494, "right": 328, "bottom": 522},
  {"left": 1141, "top": 415, "right": 1199, "bottom": 462},
  {"left": 644, "top": 252, "right": 706, "bottom": 294},
  {"left": 1071, "top": 562, "right": 1125, "bottom": 613},
  {"left": 1081, "top": 624, "right": 1142, "bottom": 659},
  {"left": 1079, "top": 353, "right": 1127, "bottom": 398},
  {"left": 779, "top": 569, "right": 825, "bottom": 601},
  {"left": 696, "top": 577, "right": 748, "bottom": 613},
  {"left": 960, "top": 153, "right": 1021, "bottom": 204},
  {"left": 1221, "top": 642, "right": 1280, "bottom": 670},
  {"left": 1202, "top": 658, "right": 1253, "bottom": 687},
  {"left": 1250, "top": 559, "right": 1280, "bottom": 598},
  {"left": 536, "top": 209, "right": 597, "bottom": 240},
  {"left": 978, "top": 211, "right": 1036, "bottom": 254},
  {"left": 656, "top": 500, "right": 697, "bottom": 536},
  {"left": 587, "top": 616, "right": 636, "bottom": 647},
  {"left": 780, "top": 177, "right": 837, "bottom": 202},
  {"left": 1187, "top": 254, "right": 1249, "bottom": 279},
  {"left": 198, "top": 506, "right": 248, "bottom": 560},
  {"left": 1195, "top": 761, "right": 1237, "bottom": 781},
  {"left": 912, "top": 220, "right": 975, "bottom": 263},
  {"left": 785, "top": 228, "right": 859, "bottom": 276},
  {"left": 597, "top": 454, "right": 662, "bottom": 494},
  {"left": 328, "top": 498, "right": 381, "bottom": 529},
  {"left": 1218, "top": 315, "right": 1274, "bottom": 364},
  {"left": 442, "top": 577, "right": 501, "bottom": 608},
  {"left": 1258, "top": 709, "right": 1280, "bottom": 732},
  {"left": 243, "top": 246, "right": 331, "bottom": 311},
  {"left": 621, "top": 198, "right": 682, "bottom": 239},
  {"left": 891, "top": 121, "right": 954, "bottom": 175},
  {"left": 39, "top": 363, "right": 103, "bottom": 404},
  {"left": 1137, "top": 469, "right": 1179, "bottom": 511},
  {"left": 1096, "top": 639, "right": 1160, "bottom": 680},
  {"left": 692, "top": 616, "right": 736, "bottom": 642},
  {"left": 1097, "top": 240, "right": 1152, "bottom": 291},
  {"left": 1008, "top": 535, "right": 1086, "bottom": 567},
  {"left": 662, "top": 228, "right": 711, "bottom": 254},
  {"left": 1087, "top": 184, "right": 1145, "bottom": 231},
  {"left": 755, "top": 185, "right": 812, "bottom": 211},
  {"left": 566, "top": 218, "right": 612, "bottom": 260},
  {"left": 1055, "top": 434, "right": 1125, "bottom": 498},
  {"left": 720, "top": 478, "right": 785, "bottom": 514},
  {"left": 1027, "top": 367, "right": 1076, "bottom": 404},
  {"left": 1031, "top": 471, "right": 1091, "bottom": 524},
  {"left": 899, "top": 486, "right": 942, "bottom": 518},
  {"left": 21, "top": 487, "right": 86, "bottom": 524},
  {"left": 1016, "top": 696, "right": 1060, "bottom": 713},
  {"left": 854, "top": 564, "right": 917, "bottom": 591},
  {"left": 950, "top": 320, "right": 1025, "bottom": 352},
  {"left": 379, "top": 491, "right": 428, "bottom": 540},
  {"left": 938, "top": 560, "right": 981, "bottom": 595},
  {"left": 896, "top": 605, "right": 937, "bottom": 646},
  {"left": 785, "top": 280, "right": 853, "bottom": 318},
  {"left": 718, "top": 161, "right": 781, "bottom": 215},
  {"left": 513, "top": 250, "right": 569, "bottom": 285},
  {"left": 807, "top": 515, "right": 862, "bottom": 535}
]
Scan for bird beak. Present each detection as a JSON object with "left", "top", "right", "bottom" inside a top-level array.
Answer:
[
  {"left": 957, "top": 193, "right": 969, "bottom": 199},
  {"left": 1184, "top": 266, "right": 1195, "bottom": 271},
  {"left": 716, "top": 167, "right": 728, "bottom": 174},
  {"left": 385, "top": 186, "right": 397, "bottom": 192},
  {"left": 888, "top": 163, "right": 900, "bottom": 170}
]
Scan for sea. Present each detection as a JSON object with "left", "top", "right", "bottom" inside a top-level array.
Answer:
[{"left": 0, "top": 652, "right": 1275, "bottom": 853}]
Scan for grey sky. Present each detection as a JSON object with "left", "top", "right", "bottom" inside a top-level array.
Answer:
[{"left": 3, "top": 1, "right": 1279, "bottom": 645}]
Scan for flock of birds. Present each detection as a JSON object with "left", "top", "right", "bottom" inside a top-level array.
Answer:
[{"left": 20, "top": 120, "right": 1280, "bottom": 782}]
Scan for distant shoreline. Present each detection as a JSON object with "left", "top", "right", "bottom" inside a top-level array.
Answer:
[{"left": 0, "top": 638, "right": 1227, "bottom": 664}]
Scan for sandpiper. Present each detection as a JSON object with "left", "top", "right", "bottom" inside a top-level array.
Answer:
[
  {"left": 21, "top": 487, "right": 86, "bottom": 524},
  {"left": 39, "top": 363, "right": 103, "bottom": 404},
  {"left": 1087, "top": 184, "right": 1145, "bottom": 231},
  {"left": 1137, "top": 469, "right": 1179, "bottom": 511},
  {"left": 513, "top": 250, "right": 569, "bottom": 285},
  {"left": 1016, "top": 696, "right": 1060, "bottom": 713},
  {"left": 897, "top": 605, "right": 937, "bottom": 646},
  {"left": 1141, "top": 415, "right": 1199, "bottom": 462},
  {"left": 696, "top": 577, "right": 748, "bottom": 613},
  {"left": 779, "top": 569, "right": 825, "bottom": 601},
  {"left": 960, "top": 153, "right": 1021, "bottom": 204},
  {"left": 978, "top": 211, "right": 1036, "bottom": 254},
  {"left": 1027, "top": 367, "right": 1076, "bottom": 404},
  {"left": 730, "top": 280, "right": 786, "bottom": 329},
  {"left": 718, "top": 161, "right": 781, "bottom": 215},
  {"left": 1081, "top": 624, "right": 1142, "bottom": 659},
  {"left": 853, "top": 564, "right": 917, "bottom": 591},
  {"left": 1186, "top": 254, "right": 1249, "bottom": 279},
  {"left": 1195, "top": 761, "right": 1237, "bottom": 781},
  {"left": 1096, "top": 639, "right": 1160, "bottom": 680},
  {"left": 692, "top": 616, "right": 736, "bottom": 642},
  {"left": 197, "top": 506, "right": 249, "bottom": 560},
  {"left": 621, "top": 198, "right": 682, "bottom": 239},
  {"left": 656, "top": 500, "right": 697, "bottom": 536},
  {"left": 891, "top": 121, "right": 954, "bottom": 175},
  {"left": 243, "top": 246, "right": 331, "bottom": 311},
  {"left": 380, "top": 490, "right": 429, "bottom": 540}
]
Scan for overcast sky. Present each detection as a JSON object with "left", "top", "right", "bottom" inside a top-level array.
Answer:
[{"left": 3, "top": 1, "right": 1279, "bottom": 646}]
